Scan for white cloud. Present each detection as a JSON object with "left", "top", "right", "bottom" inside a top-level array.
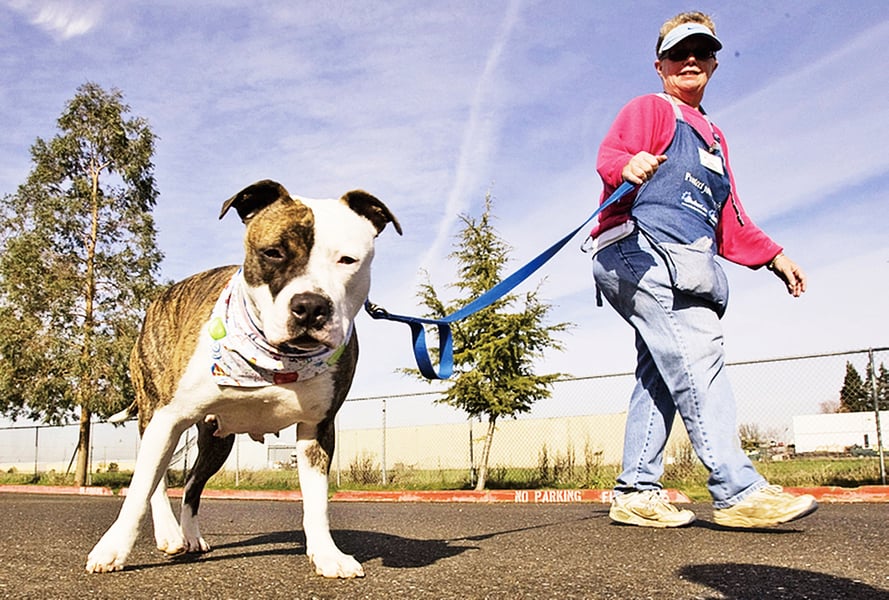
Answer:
[{"left": 6, "top": 0, "right": 103, "bottom": 40}]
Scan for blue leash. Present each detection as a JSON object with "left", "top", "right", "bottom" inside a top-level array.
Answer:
[{"left": 364, "top": 181, "right": 635, "bottom": 380}]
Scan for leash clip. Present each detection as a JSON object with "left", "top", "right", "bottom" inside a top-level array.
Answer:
[{"left": 364, "top": 300, "right": 389, "bottom": 318}]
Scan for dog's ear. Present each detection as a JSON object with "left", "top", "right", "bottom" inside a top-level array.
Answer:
[
  {"left": 220, "top": 180, "right": 291, "bottom": 223},
  {"left": 341, "top": 190, "right": 403, "bottom": 236}
]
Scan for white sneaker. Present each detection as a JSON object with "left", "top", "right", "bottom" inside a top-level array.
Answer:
[
  {"left": 713, "top": 485, "right": 817, "bottom": 528},
  {"left": 609, "top": 490, "right": 696, "bottom": 528}
]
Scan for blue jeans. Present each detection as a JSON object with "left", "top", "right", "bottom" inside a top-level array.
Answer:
[{"left": 592, "top": 231, "right": 766, "bottom": 508}]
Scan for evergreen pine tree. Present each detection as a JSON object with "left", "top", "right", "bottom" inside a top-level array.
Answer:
[
  {"left": 838, "top": 362, "right": 869, "bottom": 413},
  {"left": 413, "top": 192, "right": 570, "bottom": 489}
]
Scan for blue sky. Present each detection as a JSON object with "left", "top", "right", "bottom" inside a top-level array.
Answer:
[{"left": 1, "top": 0, "right": 888, "bottom": 405}]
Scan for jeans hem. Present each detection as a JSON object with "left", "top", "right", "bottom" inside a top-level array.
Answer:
[
  {"left": 712, "top": 478, "right": 768, "bottom": 509},
  {"left": 614, "top": 484, "right": 664, "bottom": 496}
]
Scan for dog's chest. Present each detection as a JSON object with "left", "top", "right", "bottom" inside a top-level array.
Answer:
[
  {"left": 208, "top": 379, "right": 335, "bottom": 440},
  {"left": 175, "top": 337, "right": 338, "bottom": 440}
]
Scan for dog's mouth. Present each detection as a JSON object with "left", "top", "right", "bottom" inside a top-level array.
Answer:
[{"left": 278, "top": 334, "right": 332, "bottom": 354}]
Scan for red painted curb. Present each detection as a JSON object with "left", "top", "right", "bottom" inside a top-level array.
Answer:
[
  {"left": 159, "top": 488, "right": 304, "bottom": 502},
  {"left": 330, "top": 489, "right": 658, "bottom": 503},
  {"left": 785, "top": 486, "right": 889, "bottom": 503},
  {"left": 4, "top": 485, "right": 889, "bottom": 503},
  {"left": 0, "top": 484, "right": 114, "bottom": 496},
  {"left": 123, "top": 487, "right": 689, "bottom": 504}
]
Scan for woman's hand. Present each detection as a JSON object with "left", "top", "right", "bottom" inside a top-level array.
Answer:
[
  {"left": 622, "top": 152, "right": 668, "bottom": 184},
  {"left": 768, "top": 253, "right": 807, "bottom": 297}
]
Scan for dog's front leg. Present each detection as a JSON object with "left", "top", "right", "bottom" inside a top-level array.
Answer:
[
  {"left": 86, "top": 411, "right": 189, "bottom": 573},
  {"left": 296, "top": 422, "right": 363, "bottom": 578}
]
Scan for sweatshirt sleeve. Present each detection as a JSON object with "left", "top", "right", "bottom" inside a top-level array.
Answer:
[
  {"left": 592, "top": 95, "right": 676, "bottom": 235},
  {"left": 596, "top": 95, "right": 676, "bottom": 188}
]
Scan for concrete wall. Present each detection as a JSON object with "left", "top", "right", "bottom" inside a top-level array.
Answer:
[
  {"left": 329, "top": 411, "right": 692, "bottom": 473},
  {"left": 159, "top": 412, "right": 693, "bottom": 473}
]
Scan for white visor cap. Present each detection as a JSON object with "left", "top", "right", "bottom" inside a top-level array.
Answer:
[{"left": 658, "top": 23, "right": 722, "bottom": 56}]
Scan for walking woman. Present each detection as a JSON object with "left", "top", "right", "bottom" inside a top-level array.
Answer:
[{"left": 589, "top": 11, "right": 817, "bottom": 528}]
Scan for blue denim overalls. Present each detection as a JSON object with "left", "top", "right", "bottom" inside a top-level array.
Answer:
[
  {"left": 592, "top": 95, "right": 767, "bottom": 507},
  {"left": 633, "top": 94, "right": 733, "bottom": 319},
  {"left": 633, "top": 94, "right": 730, "bottom": 245}
]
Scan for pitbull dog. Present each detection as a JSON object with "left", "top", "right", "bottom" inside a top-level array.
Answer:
[{"left": 86, "top": 179, "right": 400, "bottom": 578}]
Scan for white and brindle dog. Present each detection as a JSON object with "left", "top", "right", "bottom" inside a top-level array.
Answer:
[{"left": 86, "top": 179, "right": 400, "bottom": 578}]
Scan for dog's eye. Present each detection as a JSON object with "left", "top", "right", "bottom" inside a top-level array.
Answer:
[
  {"left": 338, "top": 256, "right": 358, "bottom": 266},
  {"left": 261, "top": 247, "right": 286, "bottom": 262}
]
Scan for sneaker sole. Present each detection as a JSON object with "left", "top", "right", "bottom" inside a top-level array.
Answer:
[
  {"left": 713, "top": 499, "right": 818, "bottom": 529},
  {"left": 609, "top": 506, "right": 696, "bottom": 528}
]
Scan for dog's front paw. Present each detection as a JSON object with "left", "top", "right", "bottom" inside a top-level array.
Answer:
[
  {"left": 86, "top": 538, "right": 129, "bottom": 573},
  {"left": 309, "top": 550, "right": 365, "bottom": 578},
  {"left": 86, "top": 523, "right": 140, "bottom": 573}
]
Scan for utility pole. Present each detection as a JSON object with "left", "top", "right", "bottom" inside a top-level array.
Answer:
[{"left": 868, "top": 349, "right": 886, "bottom": 484}]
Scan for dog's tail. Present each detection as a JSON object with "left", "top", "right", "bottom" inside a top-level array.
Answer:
[{"left": 108, "top": 402, "right": 138, "bottom": 424}]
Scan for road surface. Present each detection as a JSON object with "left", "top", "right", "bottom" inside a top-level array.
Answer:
[{"left": 1, "top": 493, "right": 887, "bottom": 599}]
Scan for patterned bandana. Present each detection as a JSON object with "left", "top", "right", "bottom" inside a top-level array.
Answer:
[{"left": 207, "top": 269, "right": 349, "bottom": 387}]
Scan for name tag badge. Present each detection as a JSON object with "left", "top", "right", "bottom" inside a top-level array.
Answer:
[{"left": 698, "top": 147, "right": 724, "bottom": 175}]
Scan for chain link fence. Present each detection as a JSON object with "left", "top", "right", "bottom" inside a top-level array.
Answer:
[{"left": 1, "top": 348, "right": 886, "bottom": 488}]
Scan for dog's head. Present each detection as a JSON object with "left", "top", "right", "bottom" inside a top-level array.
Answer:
[{"left": 220, "top": 179, "right": 401, "bottom": 352}]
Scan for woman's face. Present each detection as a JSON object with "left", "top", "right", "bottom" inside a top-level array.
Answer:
[{"left": 655, "top": 37, "right": 718, "bottom": 107}]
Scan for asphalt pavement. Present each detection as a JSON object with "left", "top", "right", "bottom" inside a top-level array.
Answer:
[{"left": 1, "top": 493, "right": 887, "bottom": 600}]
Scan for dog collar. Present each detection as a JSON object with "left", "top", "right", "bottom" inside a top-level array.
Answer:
[{"left": 207, "top": 269, "right": 349, "bottom": 387}]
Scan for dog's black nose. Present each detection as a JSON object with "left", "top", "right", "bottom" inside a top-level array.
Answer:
[{"left": 290, "top": 293, "right": 332, "bottom": 329}]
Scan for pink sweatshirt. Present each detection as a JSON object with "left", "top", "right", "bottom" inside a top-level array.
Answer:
[{"left": 593, "top": 94, "right": 781, "bottom": 268}]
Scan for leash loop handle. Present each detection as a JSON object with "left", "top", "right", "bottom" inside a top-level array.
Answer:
[{"left": 365, "top": 181, "right": 635, "bottom": 379}]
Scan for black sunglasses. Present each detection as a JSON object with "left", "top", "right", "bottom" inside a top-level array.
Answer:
[{"left": 660, "top": 46, "right": 717, "bottom": 61}]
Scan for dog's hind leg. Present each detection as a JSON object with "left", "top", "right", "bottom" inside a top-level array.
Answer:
[
  {"left": 179, "top": 417, "right": 235, "bottom": 553},
  {"left": 151, "top": 477, "right": 187, "bottom": 555}
]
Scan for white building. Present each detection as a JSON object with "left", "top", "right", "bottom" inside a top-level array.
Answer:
[{"left": 792, "top": 411, "right": 888, "bottom": 453}]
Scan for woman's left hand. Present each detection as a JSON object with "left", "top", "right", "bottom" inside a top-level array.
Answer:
[{"left": 768, "top": 253, "right": 807, "bottom": 297}]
